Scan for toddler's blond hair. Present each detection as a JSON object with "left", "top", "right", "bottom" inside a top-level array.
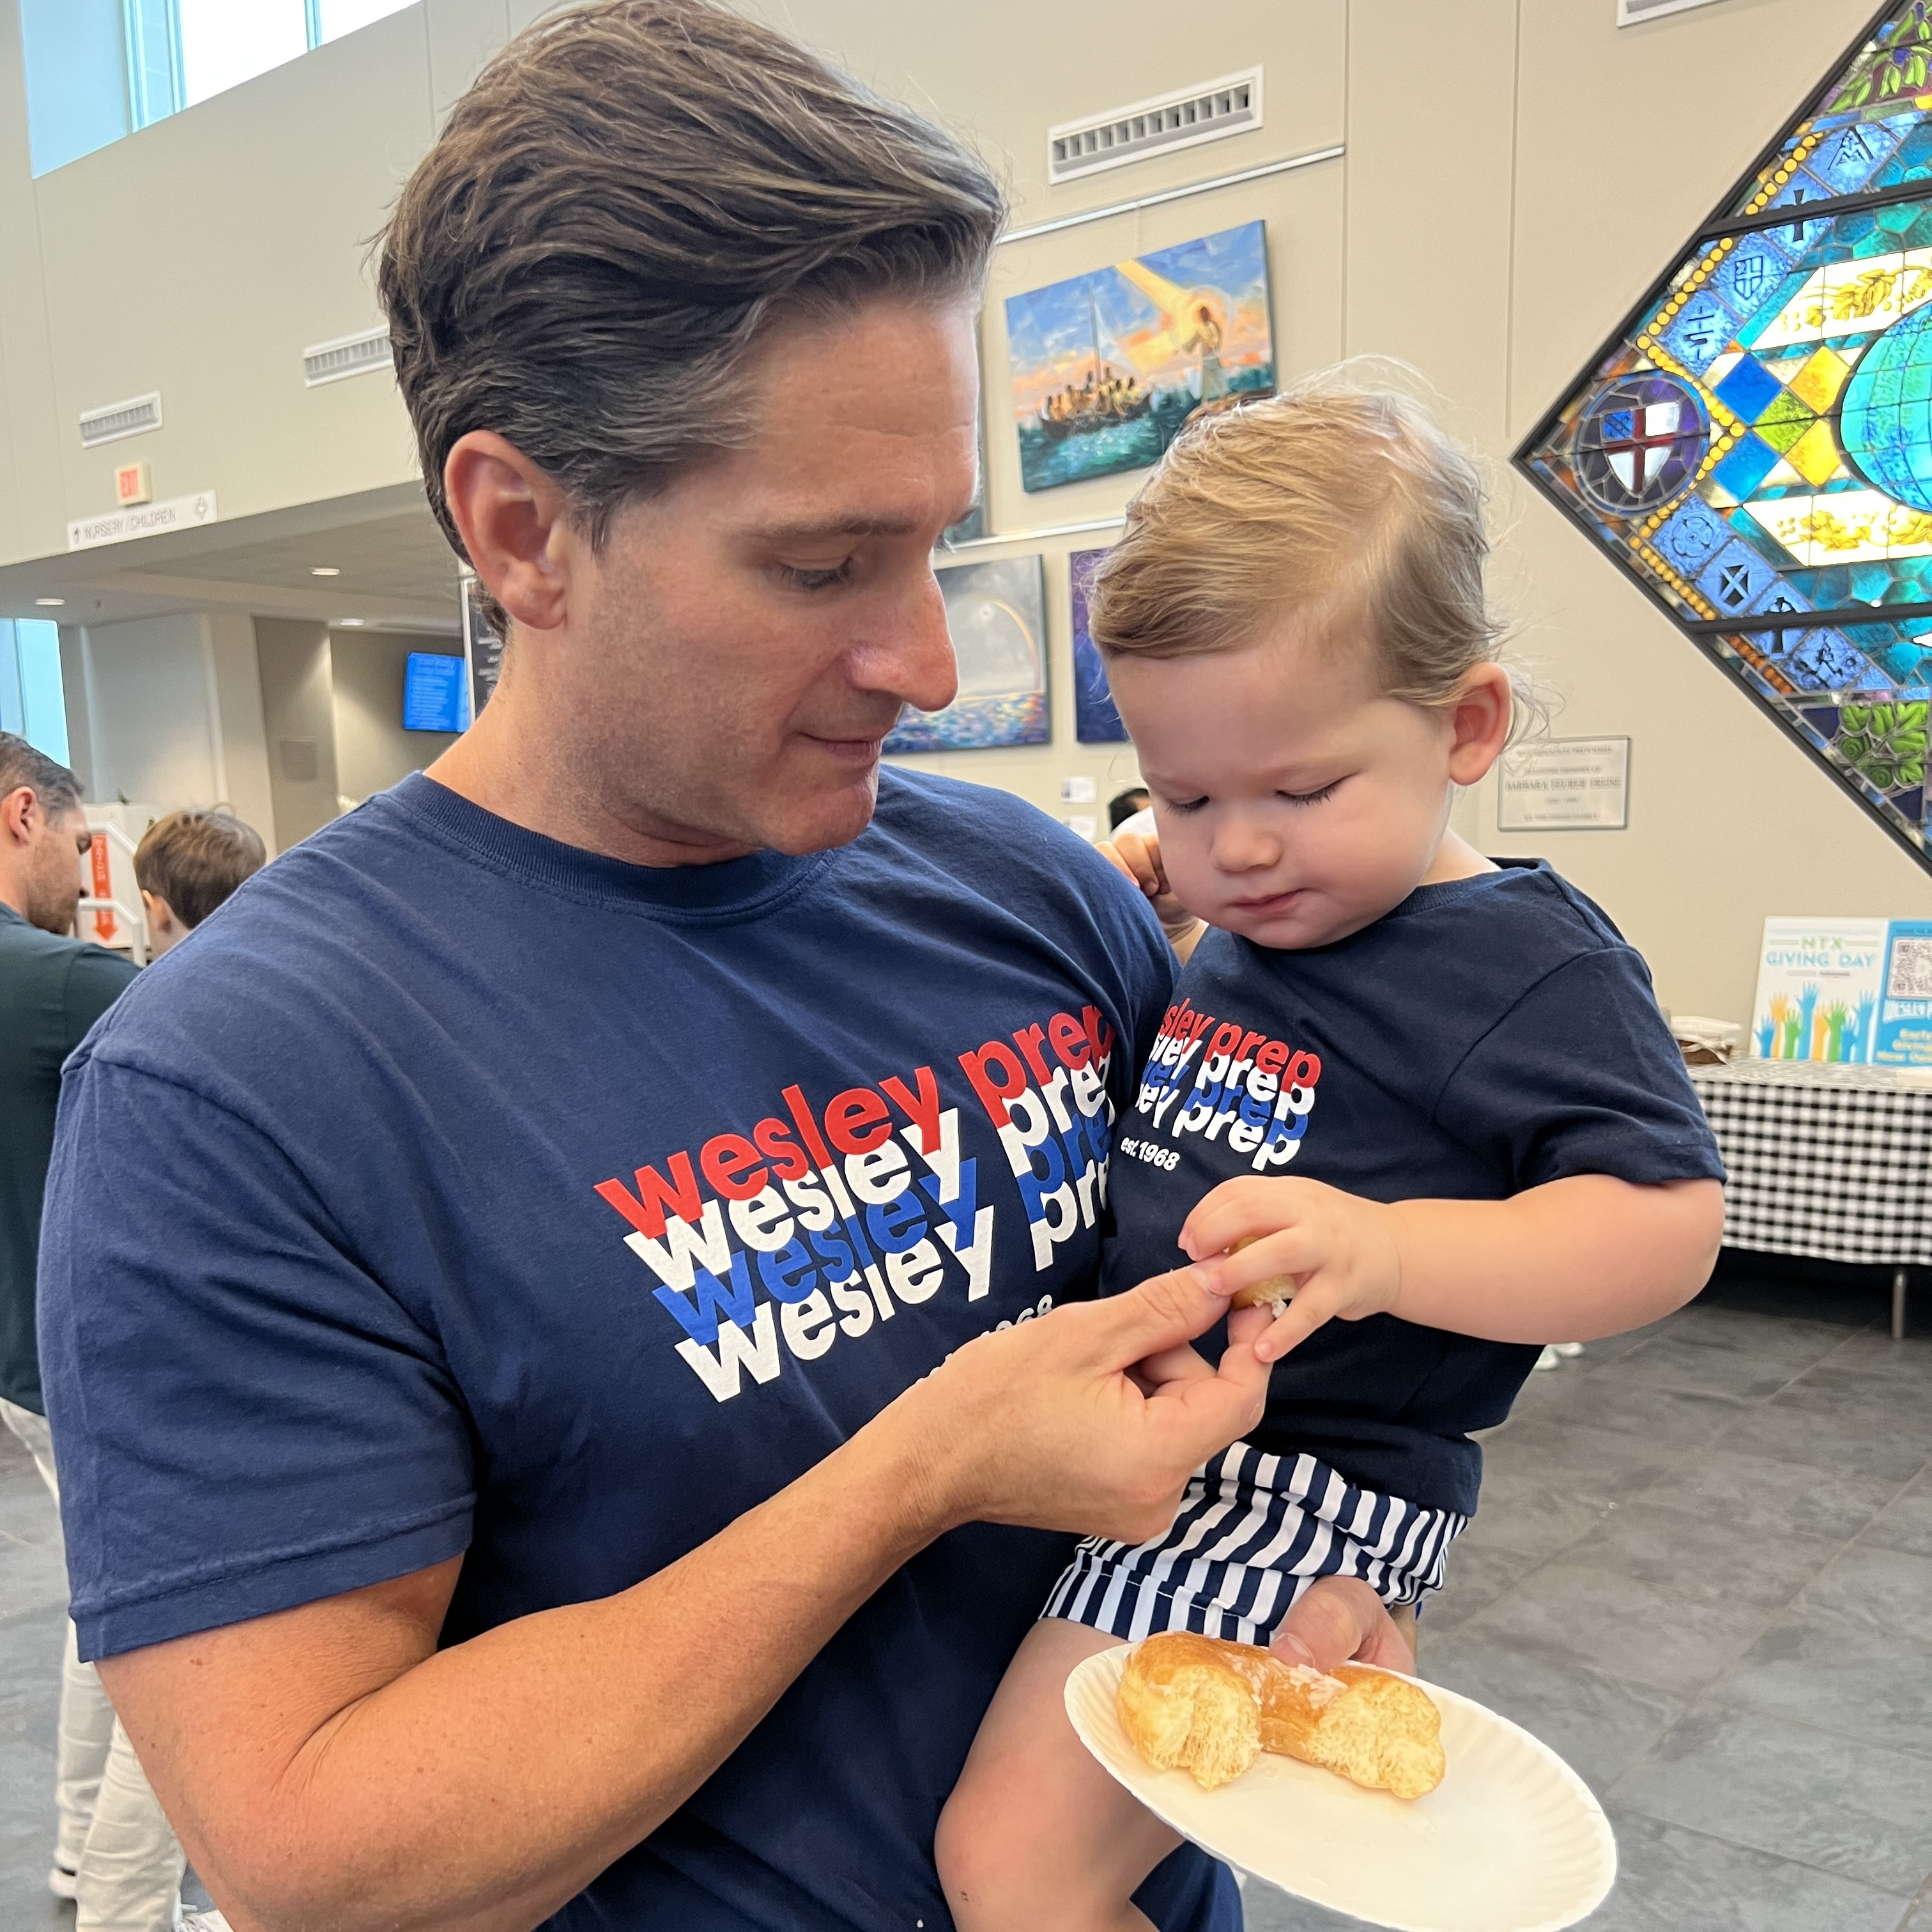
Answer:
[{"left": 1089, "top": 365, "right": 1516, "bottom": 717}]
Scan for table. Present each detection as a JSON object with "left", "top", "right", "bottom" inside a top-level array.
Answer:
[{"left": 1688, "top": 1058, "right": 1932, "bottom": 1338}]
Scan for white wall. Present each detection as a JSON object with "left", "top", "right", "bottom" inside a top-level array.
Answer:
[
  {"left": 61, "top": 611, "right": 273, "bottom": 840},
  {"left": 1, "top": 0, "right": 1929, "bottom": 1022},
  {"left": 330, "top": 627, "right": 461, "bottom": 804},
  {"left": 254, "top": 617, "right": 341, "bottom": 850}
]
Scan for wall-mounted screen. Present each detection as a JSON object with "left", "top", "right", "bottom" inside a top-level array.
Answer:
[{"left": 402, "top": 652, "right": 468, "bottom": 733}]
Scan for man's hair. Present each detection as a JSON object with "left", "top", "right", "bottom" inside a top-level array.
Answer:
[
  {"left": 1108, "top": 787, "right": 1149, "bottom": 831},
  {"left": 378, "top": 0, "right": 1006, "bottom": 572},
  {"left": 134, "top": 809, "right": 266, "bottom": 930},
  {"left": 1091, "top": 365, "right": 1522, "bottom": 721},
  {"left": 0, "top": 732, "right": 80, "bottom": 815}
]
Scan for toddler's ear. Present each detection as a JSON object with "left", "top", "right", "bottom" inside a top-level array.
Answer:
[{"left": 1444, "top": 664, "right": 1514, "bottom": 786}]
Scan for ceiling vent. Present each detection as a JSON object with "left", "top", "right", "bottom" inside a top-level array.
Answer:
[
  {"left": 302, "top": 327, "right": 392, "bottom": 388},
  {"left": 1048, "top": 68, "right": 1262, "bottom": 186},
  {"left": 78, "top": 392, "right": 162, "bottom": 448},
  {"left": 1616, "top": 0, "right": 1726, "bottom": 24}
]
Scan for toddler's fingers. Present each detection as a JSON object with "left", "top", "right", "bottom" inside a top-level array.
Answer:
[
  {"left": 1179, "top": 1176, "right": 1318, "bottom": 1260},
  {"left": 1252, "top": 1282, "right": 1346, "bottom": 1362}
]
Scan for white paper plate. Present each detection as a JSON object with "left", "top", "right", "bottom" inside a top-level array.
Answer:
[{"left": 1064, "top": 1646, "right": 1616, "bottom": 1932}]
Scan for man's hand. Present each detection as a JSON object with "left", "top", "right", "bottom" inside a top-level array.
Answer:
[
  {"left": 1099, "top": 827, "right": 1205, "bottom": 961},
  {"left": 1181, "top": 1176, "right": 1404, "bottom": 1363},
  {"left": 1269, "top": 1576, "right": 1416, "bottom": 1677},
  {"left": 906, "top": 1269, "right": 1272, "bottom": 1544}
]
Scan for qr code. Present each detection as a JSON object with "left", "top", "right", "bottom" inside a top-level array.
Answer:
[{"left": 1888, "top": 938, "right": 1932, "bottom": 999}]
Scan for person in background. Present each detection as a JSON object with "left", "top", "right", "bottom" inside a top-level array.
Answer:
[
  {"left": 1108, "top": 786, "right": 1151, "bottom": 832},
  {"left": 0, "top": 733, "right": 183, "bottom": 1932},
  {"left": 134, "top": 809, "right": 267, "bottom": 960}
]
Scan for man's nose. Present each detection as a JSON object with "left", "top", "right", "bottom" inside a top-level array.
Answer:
[{"left": 854, "top": 574, "right": 959, "bottom": 717}]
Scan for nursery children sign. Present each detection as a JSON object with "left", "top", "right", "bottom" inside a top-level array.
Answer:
[{"left": 1750, "top": 917, "right": 1932, "bottom": 1066}]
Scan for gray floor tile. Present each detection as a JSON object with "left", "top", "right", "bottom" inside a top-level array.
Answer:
[
  {"left": 1417, "top": 1627, "right": 1686, "bottom": 1794},
  {"left": 1453, "top": 1559, "right": 1772, "bottom": 1698},
  {"left": 1234, "top": 1878, "right": 1363, "bottom": 1930},
  {"left": 1479, "top": 1419, "right": 1680, "bottom": 1503},
  {"left": 1711, "top": 1615, "right": 1932, "bottom": 1761},
  {"left": 1612, "top": 1704, "right": 1932, "bottom": 1897},
  {"left": 1555, "top": 1498, "right": 1843, "bottom": 1612},
  {"left": 1639, "top": 1441, "right": 1901, "bottom": 1545},
  {"left": 1420, "top": 1539, "right": 1542, "bottom": 1636},
  {"left": 1708, "top": 1377, "right": 1932, "bottom": 1486},
  {"left": 1863, "top": 1469, "right": 1932, "bottom": 1560},
  {"left": 1667, "top": 1303, "right": 1862, "bottom": 1360},
  {"left": 1456, "top": 1468, "right": 1614, "bottom": 1565},
  {"left": 1547, "top": 1376, "right": 1752, "bottom": 1448},
  {"left": 1598, "top": 1326, "right": 1839, "bottom": 1403},
  {"left": 1797, "top": 1542, "right": 1932, "bottom": 1648},
  {"left": 1581, "top": 1810, "right": 1910, "bottom": 1932},
  {"left": 1818, "top": 1324, "right": 1932, "bottom": 1388}
]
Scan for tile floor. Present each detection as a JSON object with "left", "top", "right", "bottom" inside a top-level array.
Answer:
[{"left": 0, "top": 1259, "right": 1924, "bottom": 1931}]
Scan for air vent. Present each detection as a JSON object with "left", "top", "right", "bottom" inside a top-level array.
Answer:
[
  {"left": 1048, "top": 68, "right": 1262, "bottom": 185},
  {"left": 78, "top": 392, "right": 162, "bottom": 448},
  {"left": 1616, "top": 0, "right": 1725, "bottom": 24},
  {"left": 302, "top": 327, "right": 392, "bottom": 388}
]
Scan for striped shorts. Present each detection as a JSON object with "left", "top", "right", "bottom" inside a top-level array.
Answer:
[{"left": 1043, "top": 1442, "right": 1466, "bottom": 1646}]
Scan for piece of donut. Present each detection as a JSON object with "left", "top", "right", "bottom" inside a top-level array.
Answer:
[
  {"left": 1117, "top": 1632, "right": 1445, "bottom": 1798},
  {"left": 1225, "top": 1234, "right": 1298, "bottom": 1310}
]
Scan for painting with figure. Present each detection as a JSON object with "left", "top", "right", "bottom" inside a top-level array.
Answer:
[
  {"left": 1005, "top": 219, "right": 1275, "bottom": 493},
  {"left": 1070, "top": 548, "right": 1129, "bottom": 743},
  {"left": 884, "top": 555, "right": 1048, "bottom": 751}
]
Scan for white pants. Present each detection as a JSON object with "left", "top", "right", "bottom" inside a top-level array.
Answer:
[{"left": 0, "top": 1397, "right": 185, "bottom": 1932}]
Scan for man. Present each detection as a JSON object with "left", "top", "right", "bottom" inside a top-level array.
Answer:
[
  {"left": 39, "top": 8, "right": 1396, "bottom": 1930},
  {"left": 0, "top": 734, "right": 184, "bottom": 1932}
]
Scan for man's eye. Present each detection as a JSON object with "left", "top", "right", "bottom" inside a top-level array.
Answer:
[{"left": 779, "top": 561, "right": 855, "bottom": 592}]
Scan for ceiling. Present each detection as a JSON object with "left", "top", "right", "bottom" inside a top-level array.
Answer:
[{"left": 0, "top": 482, "right": 464, "bottom": 634}]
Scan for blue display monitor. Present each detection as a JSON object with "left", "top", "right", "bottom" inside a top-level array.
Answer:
[{"left": 402, "top": 652, "right": 469, "bottom": 733}]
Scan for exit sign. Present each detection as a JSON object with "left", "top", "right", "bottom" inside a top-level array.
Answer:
[{"left": 114, "top": 461, "right": 151, "bottom": 505}]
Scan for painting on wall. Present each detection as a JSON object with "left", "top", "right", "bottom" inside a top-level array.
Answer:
[
  {"left": 1005, "top": 219, "right": 1275, "bottom": 494},
  {"left": 1070, "top": 548, "right": 1129, "bottom": 743},
  {"left": 1515, "top": 4, "right": 1932, "bottom": 875},
  {"left": 884, "top": 555, "right": 1048, "bottom": 752}
]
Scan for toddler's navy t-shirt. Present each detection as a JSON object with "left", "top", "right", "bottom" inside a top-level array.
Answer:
[
  {"left": 1105, "top": 861, "right": 1724, "bottom": 1517},
  {"left": 37, "top": 768, "right": 1237, "bottom": 1932}
]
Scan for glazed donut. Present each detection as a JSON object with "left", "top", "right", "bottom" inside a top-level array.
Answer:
[{"left": 1116, "top": 1630, "right": 1446, "bottom": 1798}]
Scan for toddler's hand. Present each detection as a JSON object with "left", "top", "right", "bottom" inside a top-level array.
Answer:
[
  {"left": 1181, "top": 1177, "right": 1403, "bottom": 1361},
  {"left": 1099, "top": 829, "right": 1202, "bottom": 951}
]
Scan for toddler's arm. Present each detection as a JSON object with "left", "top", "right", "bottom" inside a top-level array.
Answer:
[{"left": 1183, "top": 1172, "right": 1723, "bottom": 1361}]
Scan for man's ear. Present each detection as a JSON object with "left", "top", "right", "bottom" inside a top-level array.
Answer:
[
  {"left": 1444, "top": 663, "right": 1517, "bottom": 788},
  {"left": 140, "top": 890, "right": 177, "bottom": 935},
  {"left": 1, "top": 785, "right": 38, "bottom": 850},
  {"left": 443, "top": 433, "right": 577, "bottom": 636}
]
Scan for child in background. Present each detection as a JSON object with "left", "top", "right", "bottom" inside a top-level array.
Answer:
[
  {"left": 134, "top": 808, "right": 266, "bottom": 958},
  {"left": 935, "top": 371, "right": 1724, "bottom": 1931}
]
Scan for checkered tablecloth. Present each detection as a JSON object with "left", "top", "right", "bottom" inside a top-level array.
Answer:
[{"left": 1688, "top": 1059, "right": 1932, "bottom": 1266}]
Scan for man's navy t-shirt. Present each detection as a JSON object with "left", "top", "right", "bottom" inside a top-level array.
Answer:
[
  {"left": 38, "top": 769, "right": 1238, "bottom": 1932},
  {"left": 1106, "top": 862, "right": 1725, "bottom": 1518}
]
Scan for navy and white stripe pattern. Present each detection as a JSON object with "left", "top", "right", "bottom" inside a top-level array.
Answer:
[{"left": 1043, "top": 1443, "right": 1465, "bottom": 1646}]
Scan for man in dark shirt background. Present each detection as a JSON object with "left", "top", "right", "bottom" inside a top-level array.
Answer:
[{"left": 0, "top": 731, "right": 183, "bottom": 1930}]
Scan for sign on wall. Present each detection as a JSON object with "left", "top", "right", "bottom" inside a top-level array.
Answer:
[{"left": 1496, "top": 736, "right": 1630, "bottom": 832}]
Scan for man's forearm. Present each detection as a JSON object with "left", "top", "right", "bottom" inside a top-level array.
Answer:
[
  {"left": 1386, "top": 1176, "right": 1723, "bottom": 1343},
  {"left": 111, "top": 1402, "right": 953, "bottom": 1932}
]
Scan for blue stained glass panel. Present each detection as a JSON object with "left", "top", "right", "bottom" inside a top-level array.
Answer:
[{"left": 1517, "top": 3, "right": 1932, "bottom": 874}]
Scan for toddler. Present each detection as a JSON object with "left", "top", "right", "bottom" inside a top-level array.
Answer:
[{"left": 935, "top": 371, "right": 1724, "bottom": 1930}]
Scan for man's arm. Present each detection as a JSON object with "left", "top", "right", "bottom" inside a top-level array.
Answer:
[{"left": 102, "top": 1274, "right": 1270, "bottom": 1932}]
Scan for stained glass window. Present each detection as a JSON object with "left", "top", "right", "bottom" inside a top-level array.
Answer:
[{"left": 1517, "top": 3, "right": 1932, "bottom": 872}]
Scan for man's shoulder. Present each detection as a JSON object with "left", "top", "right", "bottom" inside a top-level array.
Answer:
[{"left": 0, "top": 912, "right": 136, "bottom": 995}]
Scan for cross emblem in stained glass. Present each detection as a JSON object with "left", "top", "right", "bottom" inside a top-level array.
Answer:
[{"left": 1517, "top": 3, "right": 1932, "bottom": 875}]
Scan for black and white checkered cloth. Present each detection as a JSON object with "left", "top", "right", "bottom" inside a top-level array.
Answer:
[{"left": 1689, "top": 1059, "right": 1932, "bottom": 1266}]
